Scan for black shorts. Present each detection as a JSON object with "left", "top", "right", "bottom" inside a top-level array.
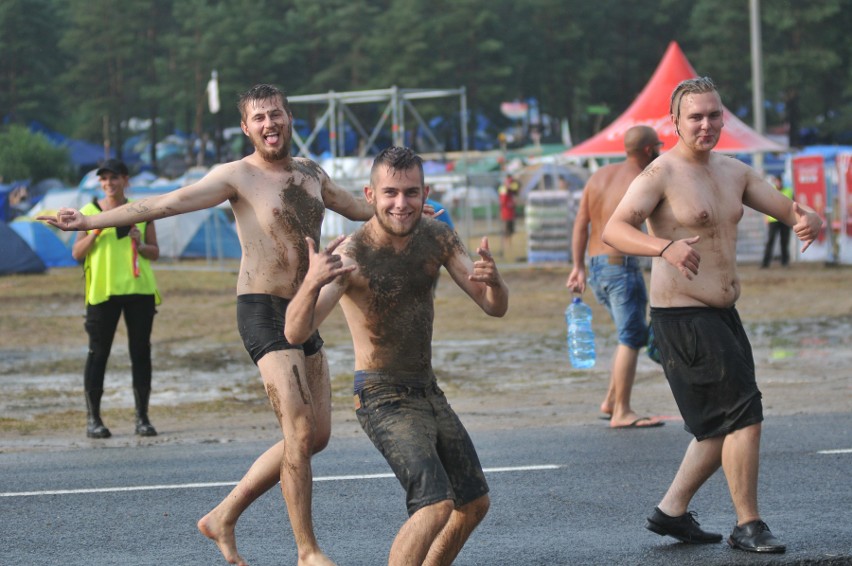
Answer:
[
  {"left": 237, "top": 294, "right": 323, "bottom": 365},
  {"left": 650, "top": 306, "right": 763, "bottom": 440},
  {"left": 503, "top": 219, "right": 515, "bottom": 236}
]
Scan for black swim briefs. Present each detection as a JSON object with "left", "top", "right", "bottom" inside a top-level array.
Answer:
[
  {"left": 650, "top": 306, "right": 763, "bottom": 440},
  {"left": 237, "top": 294, "right": 324, "bottom": 365}
]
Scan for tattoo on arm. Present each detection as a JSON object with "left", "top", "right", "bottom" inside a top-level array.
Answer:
[{"left": 127, "top": 202, "right": 151, "bottom": 214}]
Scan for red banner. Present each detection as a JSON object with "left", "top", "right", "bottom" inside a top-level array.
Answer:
[
  {"left": 840, "top": 153, "right": 852, "bottom": 238},
  {"left": 792, "top": 155, "right": 827, "bottom": 242}
]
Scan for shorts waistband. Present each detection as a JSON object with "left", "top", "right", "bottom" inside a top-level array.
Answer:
[
  {"left": 590, "top": 255, "right": 639, "bottom": 267},
  {"left": 354, "top": 369, "right": 435, "bottom": 394},
  {"left": 650, "top": 305, "right": 738, "bottom": 320}
]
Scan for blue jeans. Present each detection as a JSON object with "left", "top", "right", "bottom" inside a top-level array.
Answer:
[{"left": 588, "top": 255, "right": 648, "bottom": 349}]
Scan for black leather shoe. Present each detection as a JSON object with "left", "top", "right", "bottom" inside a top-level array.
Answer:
[
  {"left": 646, "top": 507, "right": 722, "bottom": 544},
  {"left": 728, "top": 520, "right": 786, "bottom": 553},
  {"left": 87, "top": 422, "right": 112, "bottom": 439},
  {"left": 135, "top": 419, "right": 158, "bottom": 437}
]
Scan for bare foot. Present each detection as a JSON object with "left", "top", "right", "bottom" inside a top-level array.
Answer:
[
  {"left": 198, "top": 510, "right": 248, "bottom": 566},
  {"left": 599, "top": 400, "right": 613, "bottom": 418},
  {"left": 298, "top": 550, "right": 338, "bottom": 566}
]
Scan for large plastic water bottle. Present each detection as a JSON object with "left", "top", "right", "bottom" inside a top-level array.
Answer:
[{"left": 566, "top": 297, "right": 596, "bottom": 369}]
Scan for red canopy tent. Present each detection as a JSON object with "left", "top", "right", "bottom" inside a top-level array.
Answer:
[{"left": 565, "top": 41, "right": 784, "bottom": 157}]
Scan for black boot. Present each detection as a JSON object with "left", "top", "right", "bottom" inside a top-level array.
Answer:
[
  {"left": 133, "top": 388, "right": 157, "bottom": 437},
  {"left": 85, "top": 390, "right": 111, "bottom": 439}
]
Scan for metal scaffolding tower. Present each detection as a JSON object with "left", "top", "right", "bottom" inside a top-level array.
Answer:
[
  {"left": 287, "top": 86, "right": 469, "bottom": 185},
  {"left": 288, "top": 86, "right": 481, "bottom": 241}
]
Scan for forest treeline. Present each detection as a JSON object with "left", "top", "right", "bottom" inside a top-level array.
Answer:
[{"left": 1, "top": 0, "right": 850, "bottom": 169}]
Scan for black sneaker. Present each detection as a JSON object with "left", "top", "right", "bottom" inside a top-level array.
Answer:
[
  {"left": 728, "top": 520, "right": 786, "bottom": 553},
  {"left": 646, "top": 507, "right": 723, "bottom": 544}
]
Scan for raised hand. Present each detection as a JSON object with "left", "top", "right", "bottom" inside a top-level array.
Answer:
[
  {"left": 423, "top": 202, "right": 445, "bottom": 219},
  {"left": 469, "top": 236, "right": 501, "bottom": 287},
  {"left": 661, "top": 235, "right": 701, "bottom": 280},
  {"left": 792, "top": 201, "right": 823, "bottom": 252},
  {"left": 304, "top": 235, "right": 355, "bottom": 288}
]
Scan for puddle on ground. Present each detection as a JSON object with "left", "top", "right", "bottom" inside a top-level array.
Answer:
[{"left": 2, "top": 316, "right": 849, "bottom": 420}]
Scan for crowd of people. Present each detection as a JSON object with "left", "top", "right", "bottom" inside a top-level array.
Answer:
[{"left": 40, "top": 77, "right": 821, "bottom": 564}]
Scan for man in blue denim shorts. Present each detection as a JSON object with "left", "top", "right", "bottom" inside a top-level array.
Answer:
[
  {"left": 285, "top": 146, "right": 509, "bottom": 565},
  {"left": 567, "top": 125, "right": 665, "bottom": 429}
]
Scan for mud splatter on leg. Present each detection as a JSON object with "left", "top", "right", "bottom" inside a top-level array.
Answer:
[
  {"left": 293, "top": 364, "right": 310, "bottom": 405},
  {"left": 265, "top": 382, "right": 283, "bottom": 420}
]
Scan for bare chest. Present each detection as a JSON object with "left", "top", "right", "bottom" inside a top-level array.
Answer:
[
  {"left": 234, "top": 170, "right": 326, "bottom": 240},
  {"left": 662, "top": 170, "right": 743, "bottom": 231}
]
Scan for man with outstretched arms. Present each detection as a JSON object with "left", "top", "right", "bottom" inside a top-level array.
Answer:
[
  {"left": 41, "top": 84, "right": 373, "bottom": 566},
  {"left": 602, "top": 77, "right": 822, "bottom": 554},
  {"left": 284, "top": 146, "right": 508, "bottom": 566}
]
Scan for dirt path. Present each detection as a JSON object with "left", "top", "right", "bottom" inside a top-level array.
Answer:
[{"left": 1, "top": 262, "right": 850, "bottom": 453}]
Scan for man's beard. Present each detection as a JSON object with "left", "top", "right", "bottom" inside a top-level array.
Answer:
[
  {"left": 259, "top": 139, "right": 292, "bottom": 162},
  {"left": 257, "top": 122, "right": 293, "bottom": 162}
]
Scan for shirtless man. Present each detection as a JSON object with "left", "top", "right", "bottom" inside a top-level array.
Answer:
[
  {"left": 284, "top": 146, "right": 508, "bottom": 565},
  {"left": 602, "top": 77, "right": 822, "bottom": 554},
  {"left": 566, "top": 125, "right": 664, "bottom": 429},
  {"left": 40, "top": 84, "right": 373, "bottom": 566}
]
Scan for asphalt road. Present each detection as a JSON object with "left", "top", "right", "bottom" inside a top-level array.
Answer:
[{"left": 2, "top": 412, "right": 851, "bottom": 566}]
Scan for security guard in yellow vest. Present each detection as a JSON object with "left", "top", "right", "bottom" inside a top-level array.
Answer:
[{"left": 72, "top": 159, "right": 161, "bottom": 438}]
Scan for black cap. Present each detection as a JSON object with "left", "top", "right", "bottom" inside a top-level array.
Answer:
[{"left": 96, "top": 158, "right": 129, "bottom": 177}]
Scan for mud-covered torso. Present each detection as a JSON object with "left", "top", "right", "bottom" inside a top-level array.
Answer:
[
  {"left": 344, "top": 219, "right": 463, "bottom": 372},
  {"left": 230, "top": 157, "right": 326, "bottom": 298}
]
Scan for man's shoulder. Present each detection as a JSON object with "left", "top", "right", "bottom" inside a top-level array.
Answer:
[
  {"left": 212, "top": 157, "right": 252, "bottom": 178},
  {"left": 710, "top": 151, "right": 749, "bottom": 171},
  {"left": 586, "top": 161, "right": 630, "bottom": 192}
]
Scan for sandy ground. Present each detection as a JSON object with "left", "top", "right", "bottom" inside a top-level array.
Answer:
[{"left": 1, "top": 259, "right": 850, "bottom": 454}]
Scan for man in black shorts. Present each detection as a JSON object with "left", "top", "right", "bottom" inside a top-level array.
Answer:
[
  {"left": 603, "top": 77, "right": 822, "bottom": 554},
  {"left": 285, "top": 146, "right": 509, "bottom": 564},
  {"left": 42, "top": 84, "right": 374, "bottom": 566}
]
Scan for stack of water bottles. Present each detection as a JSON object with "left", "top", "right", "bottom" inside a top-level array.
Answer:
[{"left": 566, "top": 296, "right": 596, "bottom": 369}]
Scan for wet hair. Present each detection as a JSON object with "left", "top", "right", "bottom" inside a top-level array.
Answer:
[
  {"left": 670, "top": 76, "right": 717, "bottom": 124},
  {"left": 237, "top": 84, "right": 292, "bottom": 121},
  {"left": 370, "top": 146, "right": 424, "bottom": 186}
]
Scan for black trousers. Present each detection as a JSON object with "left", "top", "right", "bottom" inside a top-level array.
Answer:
[
  {"left": 762, "top": 222, "right": 791, "bottom": 267},
  {"left": 84, "top": 294, "right": 156, "bottom": 393}
]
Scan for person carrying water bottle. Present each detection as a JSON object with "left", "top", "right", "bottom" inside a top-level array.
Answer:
[{"left": 566, "top": 125, "right": 665, "bottom": 430}]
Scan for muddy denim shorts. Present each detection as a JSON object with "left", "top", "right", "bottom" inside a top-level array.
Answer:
[
  {"left": 588, "top": 255, "right": 649, "bottom": 349},
  {"left": 354, "top": 371, "right": 489, "bottom": 516},
  {"left": 237, "top": 294, "right": 323, "bottom": 364},
  {"left": 651, "top": 306, "right": 763, "bottom": 440}
]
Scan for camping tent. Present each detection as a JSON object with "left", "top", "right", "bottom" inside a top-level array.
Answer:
[
  {"left": 565, "top": 41, "right": 785, "bottom": 157},
  {"left": 153, "top": 207, "right": 241, "bottom": 260},
  {"left": 517, "top": 163, "right": 590, "bottom": 199},
  {"left": 0, "top": 221, "right": 47, "bottom": 275},
  {"left": 10, "top": 218, "right": 78, "bottom": 268}
]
